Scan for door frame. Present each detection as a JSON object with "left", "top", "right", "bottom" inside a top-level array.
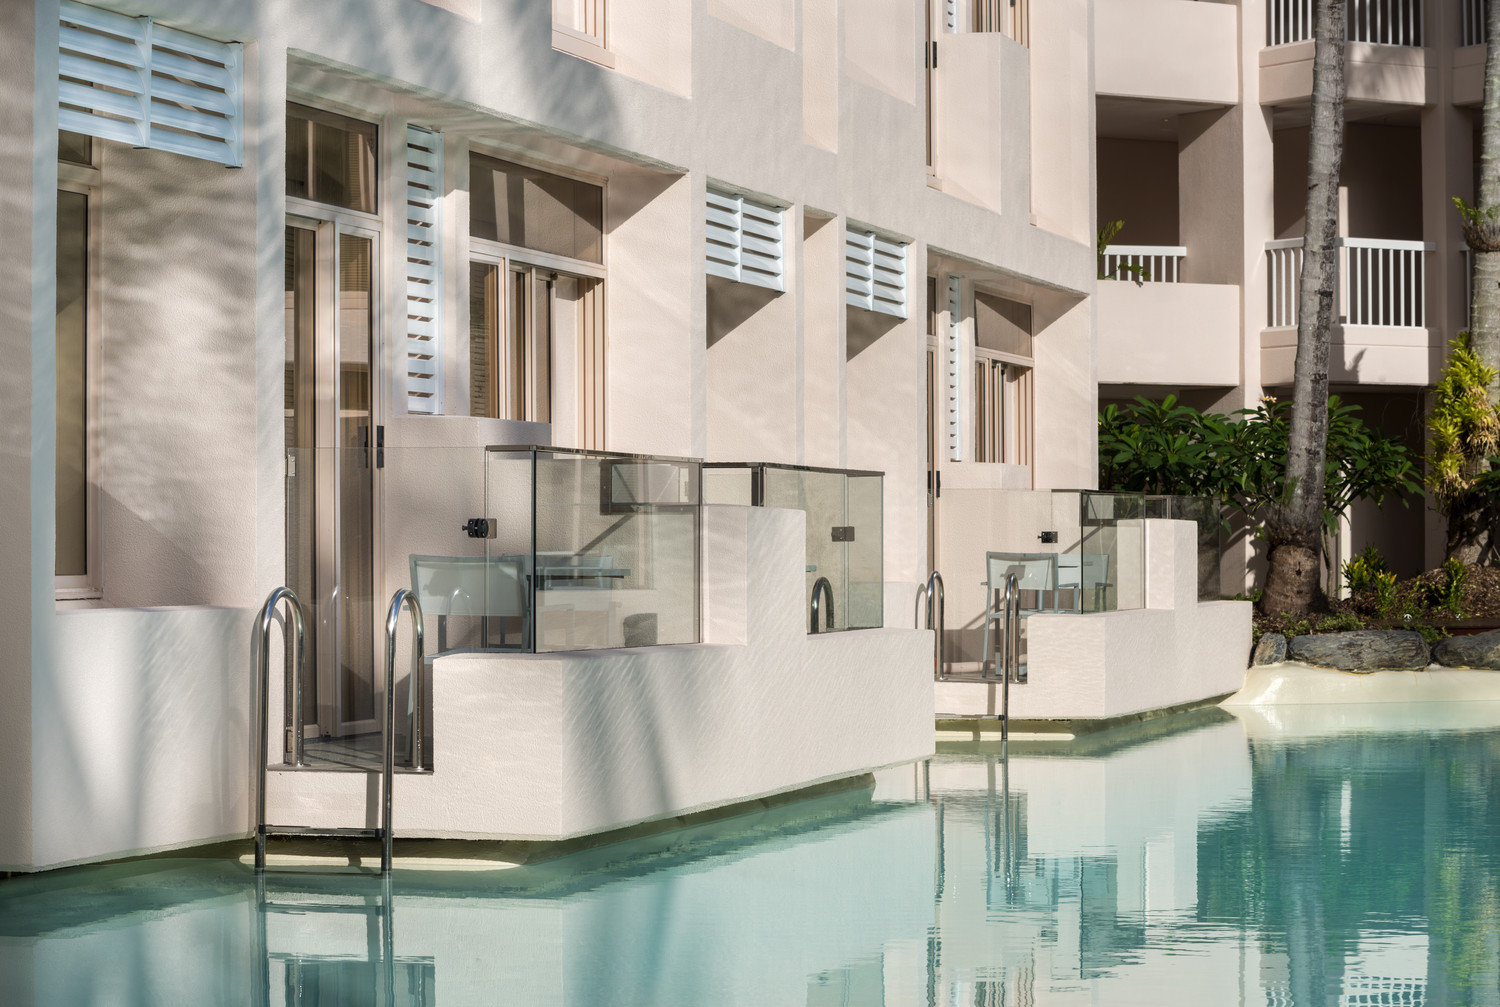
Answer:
[{"left": 286, "top": 200, "right": 386, "bottom": 740}]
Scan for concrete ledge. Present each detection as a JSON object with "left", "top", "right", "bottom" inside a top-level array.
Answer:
[{"left": 1225, "top": 662, "right": 1500, "bottom": 706}]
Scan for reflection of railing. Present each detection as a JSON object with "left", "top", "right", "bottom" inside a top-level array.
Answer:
[
  {"left": 810, "top": 576, "right": 835, "bottom": 633},
  {"left": 1267, "top": 0, "right": 1424, "bottom": 46},
  {"left": 1101, "top": 245, "right": 1185, "bottom": 283},
  {"left": 1265, "top": 237, "right": 1433, "bottom": 329}
]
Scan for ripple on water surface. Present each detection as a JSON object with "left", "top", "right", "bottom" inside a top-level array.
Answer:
[{"left": 4, "top": 701, "right": 1499, "bottom": 1006}]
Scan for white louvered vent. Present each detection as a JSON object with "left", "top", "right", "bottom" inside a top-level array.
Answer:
[
  {"left": 706, "top": 189, "right": 785, "bottom": 291},
  {"left": 845, "top": 226, "right": 909, "bottom": 318},
  {"left": 58, "top": 1, "right": 243, "bottom": 167},
  {"left": 405, "top": 125, "right": 443, "bottom": 414},
  {"left": 946, "top": 276, "right": 963, "bottom": 461}
]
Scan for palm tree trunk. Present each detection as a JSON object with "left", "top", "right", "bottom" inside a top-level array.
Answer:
[
  {"left": 1472, "top": 0, "right": 1500, "bottom": 396},
  {"left": 1263, "top": 0, "right": 1346, "bottom": 617}
]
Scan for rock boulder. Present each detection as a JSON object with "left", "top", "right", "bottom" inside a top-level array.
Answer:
[
  {"left": 1251, "top": 633, "right": 1287, "bottom": 666},
  {"left": 1432, "top": 629, "right": 1500, "bottom": 670},
  {"left": 1287, "top": 630, "right": 1430, "bottom": 672}
]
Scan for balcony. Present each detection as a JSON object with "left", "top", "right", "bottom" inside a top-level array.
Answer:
[
  {"left": 1262, "top": 237, "right": 1441, "bottom": 386},
  {"left": 1096, "top": 245, "right": 1241, "bottom": 387},
  {"left": 1093, "top": 0, "right": 1238, "bottom": 106},
  {"left": 1261, "top": 0, "right": 1431, "bottom": 108}
]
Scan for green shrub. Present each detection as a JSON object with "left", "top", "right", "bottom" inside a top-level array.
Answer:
[
  {"left": 1431, "top": 557, "right": 1469, "bottom": 617},
  {"left": 1343, "top": 544, "right": 1389, "bottom": 595},
  {"left": 1314, "top": 612, "right": 1363, "bottom": 633},
  {"left": 1416, "top": 623, "right": 1449, "bottom": 645}
]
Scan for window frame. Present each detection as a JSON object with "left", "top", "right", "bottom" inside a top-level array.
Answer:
[
  {"left": 552, "top": 0, "right": 614, "bottom": 67},
  {"left": 55, "top": 159, "right": 102, "bottom": 601}
]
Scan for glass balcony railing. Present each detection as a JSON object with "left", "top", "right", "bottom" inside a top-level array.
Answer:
[
  {"left": 1069, "top": 491, "right": 1221, "bottom": 613},
  {"left": 703, "top": 463, "right": 884, "bottom": 633},
  {"left": 481, "top": 446, "right": 702, "bottom": 652}
]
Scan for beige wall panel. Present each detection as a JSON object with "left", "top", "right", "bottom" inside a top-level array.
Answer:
[
  {"left": 1029, "top": 0, "right": 1092, "bottom": 243},
  {"left": 1180, "top": 106, "right": 1247, "bottom": 285},
  {"left": 936, "top": 33, "right": 1008, "bottom": 212},
  {"left": 708, "top": 0, "right": 795, "bottom": 49},
  {"left": 801, "top": 0, "right": 839, "bottom": 149},
  {"left": 95, "top": 143, "right": 259, "bottom": 609},
  {"left": 0, "top": 0, "right": 48, "bottom": 870},
  {"left": 1094, "top": 0, "right": 1238, "bottom": 104},
  {"left": 1096, "top": 282, "right": 1241, "bottom": 386},
  {"left": 606, "top": 171, "right": 696, "bottom": 457},
  {"left": 706, "top": 277, "right": 798, "bottom": 463},
  {"left": 801, "top": 213, "right": 844, "bottom": 467},
  {"left": 1030, "top": 297, "right": 1096, "bottom": 489},
  {"left": 844, "top": 0, "right": 917, "bottom": 104}
]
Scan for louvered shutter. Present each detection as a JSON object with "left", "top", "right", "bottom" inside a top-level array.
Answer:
[
  {"left": 58, "top": 1, "right": 243, "bottom": 168},
  {"left": 706, "top": 189, "right": 785, "bottom": 291},
  {"left": 845, "top": 226, "right": 909, "bottom": 318},
  {"left": 405, "top": 126, "right": 442, "bottom": 414},
  {"left": 946, "top": 277, "right": 964, "bottom": 461}
]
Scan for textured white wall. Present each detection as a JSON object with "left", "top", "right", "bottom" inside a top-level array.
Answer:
[{"left": 265, "top": 506, "right": 935, "bottom": 840}]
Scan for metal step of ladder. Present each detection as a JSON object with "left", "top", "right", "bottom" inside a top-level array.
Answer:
[{"left": 254, "top": 587, "right": 426, "bottom": 874}]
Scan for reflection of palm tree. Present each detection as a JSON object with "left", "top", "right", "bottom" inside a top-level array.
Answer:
[{"left": 1252, "top": 741, "right": 1340, "bottom": 1005}]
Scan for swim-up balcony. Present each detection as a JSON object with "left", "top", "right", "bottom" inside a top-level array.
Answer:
[
  {"left": 262, "top": 446, "right": 931, "bottom": 848},
  {"left": 933, "top": 490, "right": 1250, "bottom": 725}
]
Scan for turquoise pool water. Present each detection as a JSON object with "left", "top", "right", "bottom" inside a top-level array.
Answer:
[{"left": 3, "top": 702, "right": 1499, "bottom": 1005}]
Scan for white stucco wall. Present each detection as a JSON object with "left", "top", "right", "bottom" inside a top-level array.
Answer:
[{"left": 264, "top": 506, "right": 935, "bottom": 840}]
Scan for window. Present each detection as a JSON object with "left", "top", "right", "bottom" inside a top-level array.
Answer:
[
  {"left": 553, "top": 0, "right": 611, "bottom": 65},
  {"left": 286, "top": 104, "right": 378, "bottom": 214},
  {"left": 469, "top": 154, "right": 606, "bottom": 444},
  {"left": 973, "top": 291, "right": 1033, "bottom": 466},
  {"left": 56, "top": 134, "right": 99, "bottom": 596}
]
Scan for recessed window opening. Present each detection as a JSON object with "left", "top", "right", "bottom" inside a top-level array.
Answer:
[
  {"left": 469, "top": 153, "right": 606, "bottom": 441},
  {"left": 973, "top": 291, "right": 1033, "bottom": 466}
]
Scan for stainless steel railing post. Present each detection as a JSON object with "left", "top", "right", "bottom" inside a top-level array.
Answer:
[
  {"left": 254, "top": 586, "right": 305, "bottom": 874},
  {"left": 382, "top": 589, "right": 425, "bottom": 874}
]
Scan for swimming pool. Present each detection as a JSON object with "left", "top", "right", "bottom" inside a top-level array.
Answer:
[{"left": 3, "top": 702, "right": 1497, "bottom": 1005}]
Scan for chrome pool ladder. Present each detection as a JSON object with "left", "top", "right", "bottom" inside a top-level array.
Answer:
[
  {"left": 917, "top": 570, "right": 946, "bottom": 679},
  {"left": 984, "top": 572, "right": 1020, "bottom": 739},
  {"left": 253, "top": 586, "right": 426, "bottom": 875}
]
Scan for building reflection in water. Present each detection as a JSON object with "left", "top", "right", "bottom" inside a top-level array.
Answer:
[{"left": 3, "top": 704, "right": 1499, "bottom": 1006}]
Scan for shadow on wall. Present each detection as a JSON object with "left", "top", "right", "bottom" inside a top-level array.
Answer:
[
  {"left": 707, "top": 274, "right": 779, "bottom": 347},
  {"left": 847, "top": 307, "right": 901, "bottom": 359}
]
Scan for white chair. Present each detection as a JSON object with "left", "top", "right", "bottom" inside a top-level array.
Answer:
[
  {"left": 1056, "top": 553, "right": 1111, "bottom": 612},
  {"left": 981, "top": 552, "right": 1059, "bottom": 674}
]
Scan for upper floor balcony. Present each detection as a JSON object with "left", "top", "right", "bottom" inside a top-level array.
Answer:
[
  {"left": 1261, "top": 0, "right": 1432, "bottom": 108},
  {"left": 1093, "top": 0, "right": 1238, "bottom": 106},
  {"left": 1262, "top": 237, "right": 1441, "bottom": 386},
  {"left": 1096, "top": 245, "right": 1241, "bottom": 387}
]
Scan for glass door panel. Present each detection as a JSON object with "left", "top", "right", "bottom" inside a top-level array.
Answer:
[
  {"left": 337, "top": 233, "right": 376, "bottom": 736},
  {"left": 284, "top": 222, "right": 380, "bottom": 748},
  {"left": 284, "top": 225, "right": 319, "bottom": 744}
]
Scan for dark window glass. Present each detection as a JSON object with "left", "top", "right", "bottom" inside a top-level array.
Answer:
[
  {"left": 286, "top": 103, "right": 378, "bottom": 214},
  {"left": 58, "top": 130, "right": 92, "bottom": 166},
  {"left": 975, "top": 292, "right": 1033, "bottom": 358},
  {"left": 469, "top": 153, "right": 603, "bottom": 263}
]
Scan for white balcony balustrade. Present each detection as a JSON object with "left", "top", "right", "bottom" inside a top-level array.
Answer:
[
  {"left": 1265, "top": 237, "right": 1434, "bottom": 329},
  {"left": 1463, "top": 0, "right": 1486, "bottom": 45},
  {"left": 1267, "top": 0, "right": 1423, "bottom": 47},
  {"left": 1100, "top": 245, "right": 1186, "bottom": 283}
]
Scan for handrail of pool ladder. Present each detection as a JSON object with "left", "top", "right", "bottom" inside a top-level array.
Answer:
[
  {"left": 254, "top": 586, "right": 306, "bottom": 873},
  {"left": 382, "top": 588, "right": 426, "bottom": 874},
  {"left": 810, "top": 576, "right": 835, "bottom": 633},
  {"left": 983, "top": 573, "right": 1020, "bottom": 740},
  {"left": 918, "top": 571, "right": 945, "bottom": 679}
]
